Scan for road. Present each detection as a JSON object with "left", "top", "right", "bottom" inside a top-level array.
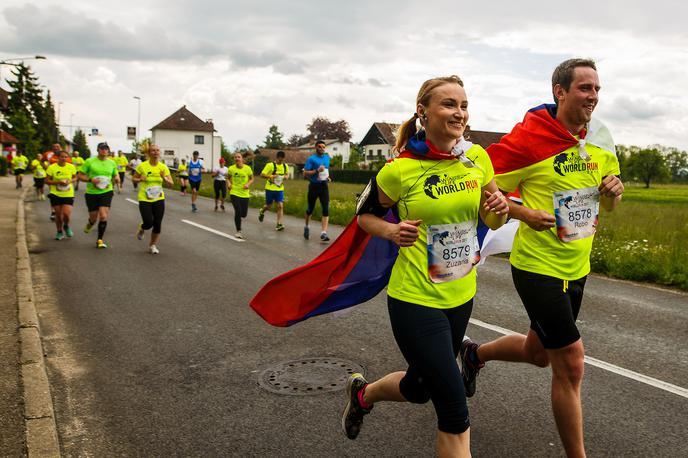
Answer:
[{"left": 24, "top": 184, "right": 688, "bottom": 457}]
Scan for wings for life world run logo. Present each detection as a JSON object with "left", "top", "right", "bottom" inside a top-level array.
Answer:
[
  {"left": 423, "top": 173, "right": 479, "bottom": 199},
  {"left": 553, "top": 151, "right": 599, "bottom": 177}
]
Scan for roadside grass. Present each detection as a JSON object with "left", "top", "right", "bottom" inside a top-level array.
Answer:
[{"left": 173, "top": 175, "right": 688, "bottom": 290}]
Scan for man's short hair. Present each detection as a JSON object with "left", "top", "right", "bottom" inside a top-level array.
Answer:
[
  {"left": 276, "top": 150, "right": 285, "bottom": 158},
  {"left": 552, "top": 58, "right": 597, "bottom": 104},
  {"left": 315, "top": 140, "right": 326, "bottom": 147},
  {"left": 192, "top": 150, "right": 199, "bottom": 156},
  {"left": 97, "top": 142, "right": 110, "bottom": 150}
]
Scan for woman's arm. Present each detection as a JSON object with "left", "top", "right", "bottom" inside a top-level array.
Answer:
[{"left": 478, "top": 179, "right": 509, "bottom": 230}]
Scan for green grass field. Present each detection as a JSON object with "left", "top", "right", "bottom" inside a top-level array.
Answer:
[{"left": 175, "top": 175, "right": 688, "bottom": 290}]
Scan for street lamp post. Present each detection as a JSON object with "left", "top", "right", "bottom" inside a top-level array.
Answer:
[
  {"left": 0, "top": 55, "right": 46, "bottom": 88},
  {"left": 133, "top": 96, "right": 141, "bottom": 152}
]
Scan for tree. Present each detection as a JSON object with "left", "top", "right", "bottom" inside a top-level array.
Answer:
[
  {"left": 7, "top": 109, "right": 40, "bottom": 158},
  {"left": 665, "top": 149, "right": 688, "bottom": 182},
  {"left": 306, "top": 117, "right": 352, "bottom": 142},
  {"left": 330, "top": 154, "right": 343, "bottom": 169},
  {"left": 264, "top": 124, "right": 285, "bottom": 149},
  {"left": 34, "top": 90, "right": 59, "bottom": 150},
  {"left": 72, "top": 129, "right": 91, "bottom": 158},
  {"left": 344, "top": 144, "right": 364, "bottom": 169},
  {"left": 220, "top": 140, "right": 232, "bottom": 163},
  {"left": 287, "top": 133, "right": 309, "bottom": 147},
  {"left": 624, "top": 148, "right": 670, "bottom": 188}
]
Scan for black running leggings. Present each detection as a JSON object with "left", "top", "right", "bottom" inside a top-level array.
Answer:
[
  {"left": 230, "top": 195, "right": 249, "bottom": 230},
  {"left": 139, "top": 200, "right": 165, "bottom": 234},
  {"left": 388, "top": 295, "right": 473, "bottom": 434}
]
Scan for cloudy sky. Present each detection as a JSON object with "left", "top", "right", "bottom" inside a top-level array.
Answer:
[{"left": 1, "top": 0, "right": 686, "bottom": 153}]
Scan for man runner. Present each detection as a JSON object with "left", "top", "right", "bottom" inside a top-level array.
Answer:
[
  {"left": 78, "top": 142, "right": 120, "bottom": 248},
  {"left": 10, "top": 150, "right": 29, "bottom": 189},
  {"left": 460, "top": 58, "right": 623, "bottom": 458},
  {"left": 302, "top": 140, "right": 331, "bottom": 241},
  {"left": 187, "top": 151, "right": 205, "bottom": 212},
  {"left": 258, "top": 150, "right": 289, "bottom": 231}
]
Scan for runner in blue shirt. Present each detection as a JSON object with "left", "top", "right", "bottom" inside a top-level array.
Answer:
[
  {"left": 302, "top": 140, "right": 331, "bottom": 241},
  {"left": 187, "top": 151, "right": 205, "bottom": 212}
]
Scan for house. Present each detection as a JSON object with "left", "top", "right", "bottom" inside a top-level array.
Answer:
[
  {"left": 1, "top": 130, "right": 20, "bottom": 158},
  {"left": 359, "top": 122, "right": 506, "bottom": 164},
  {"left": 150, "top": 105, "right": 222, "bottom": 167},
  {"left": 359, "top": 122, "right": 400, "bottom": 163},
  {"left": 296, "top": 139, "right": 351, "bottom": 164},
  {"left": 254, "top": 148, "right": 311, "bottom": 179}
]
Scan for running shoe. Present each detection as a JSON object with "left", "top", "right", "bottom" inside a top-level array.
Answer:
[
  {"left": 136, "top": 224, "right": 145, "bottom": 240},
  {"left": 320, "top": 232, "right": 330, "bottom": 242},
  {"left": 96, "top": 239, "right": 108, "bottom": 249},
  {"left": 192, "top": 203, "right": 198, "bottom": 213},
  {"left": 64, "top": 227, "right": 74, "bottom": 238},
  {"left": 221, "top": 204, "right": 225, "bottom": 212},
  {"left": 55, "top": 231, "right": 64, "bottom": 241},
  {"left": 234, "top": 231, "right": 244, "bottom": 240},
  {"left": 149, "top": 244, "right": 160, "bottom": 254},
  {"left": 342, "top": 373, "right": 372, "bottom": 440},
  {"left": 459, "top": 337, "right": 484, "bottom": 398},
  {"left": 214, "top": 205, "right": 218, "bottom": 212},
  {"left": 303, "top": 226, "right": 309, "bottom": 240},
  {"left": 84, "top": 221, "right": 94, "bottom": 233},
  {"left": 50, "top": 212, "right": 55, "bottom": 221},
  {"left": 276, "top": 223, "right": 285, "bottom": 231},
  {"left": 258, "top": 208, "right": 265, "bottom": 222}
]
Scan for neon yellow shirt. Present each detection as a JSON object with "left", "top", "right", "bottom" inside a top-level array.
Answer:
[
  {"left": 496, "top": 143, "right": 620, "bottom": 280},
  {"left": 115, "top": 156, "right": 128, "bottom": 172},
  {"left": 178, "top": 163, "right": 188, "bottom": 177},
  {"left": 376, "top": 145, "right": 494, "bottom": 309},
  {"left": 135, "top": 161, "right": 170, "bottom": 202},
  {"left": 229, "top": 164, "right": 253, "bottom": 198},
  {"left": 46, "top": 163, "right": 77, "bottom": 198},
  {"left": 31, "top": 159, "right": 46, "bottom": 178},
  {"left": 72, "top": 156, "right": 84, "bottom": 168},
  {"left": 261, "top": 162, "right": 289, "bottom": 191},
  {"left": 80, "top": 157, "right": 118, "bottom": 194},
  {"left": 12, "top": 155, "right": 28, "bottom": 171}
]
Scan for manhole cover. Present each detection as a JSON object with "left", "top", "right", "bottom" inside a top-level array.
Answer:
[{"left": 258, "top": 357, "right": 364, "bottom": 396}]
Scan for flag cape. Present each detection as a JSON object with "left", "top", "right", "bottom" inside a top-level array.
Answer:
[{"left": 250, "top": 211, "right": 399, "bottom": 327}]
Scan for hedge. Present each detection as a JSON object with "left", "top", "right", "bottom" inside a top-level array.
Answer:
[{"left": 329, "top": 169, "right": 376, "bottom": 184}]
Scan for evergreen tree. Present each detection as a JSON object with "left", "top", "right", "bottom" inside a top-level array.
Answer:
[
  {"left": 72, "top": 129, "right": 91, "bottom": 158},
  {"left": 7, "top": 109, "right": 40, "bottom": 158},
  {"left": 264, "top": 124, "right": 285, "bottom": 149},
  {"left": 35, "top": 90, "right": 59, "bottom": 150}
]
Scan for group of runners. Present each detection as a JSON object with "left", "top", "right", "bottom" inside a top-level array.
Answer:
[
  {"left": 9, "top": 139, "right": 334, "bottom": 250},
  {"left": 342, "top": 58, "right": 623, "bottom": 458}
]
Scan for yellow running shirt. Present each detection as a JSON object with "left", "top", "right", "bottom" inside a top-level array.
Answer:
[
  {"left": 376, "top": 144, "right": 494, "bottom": 309},
  {"left": 46, "top": 163, "right": 77, "bottom": 198},
  {"left": 115, "top": 156, "right": 128, "bottom": 173},
  {"left": 496, "top": 143, "right": 620, "bottom": 280},
  {"left": 136, "top": 160, "right": 170, "bottom": 202},
  {"left": 229, "top": 164, "right": 253, "bottom": 198},
  {"left": 31, "top": 159, "right": 46, "bottom": 178},
  {"left": 178, "top": 163, "right": 188, "bottom": 177},
  {"left": 261, "top": 162, "right": 289, "bottom": 191}
]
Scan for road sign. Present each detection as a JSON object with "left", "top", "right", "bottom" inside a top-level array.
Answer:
[{"left": 127, "top": 126, "right": 136, "bottom": 140}]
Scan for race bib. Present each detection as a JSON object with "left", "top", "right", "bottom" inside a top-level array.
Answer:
[
  {"left": 427, "top": 221, "right": 480, "bottom": 283},
  {"left": 56, "top": 182, "right": 70, "bottom": 192},
  {"left": 273, "top": 175, "right": 284, "bottom": 186},
  {"left": 318, "top": 168, "right": 329, "bottom": 181},
  {"left": 94, "top": 176, "right": 110, "bottom": 190},
  {"left": 35, "top": 170, "right": 45, "bottom": 178},
  {"left": 145, "top": 186, "right": 162, "bottom": 199},
  {"left": 191, "top": 168, "right": 200, "bottom": 176},
  {"left": 553, "top": 186, "right": 600, "bottom": 242}
]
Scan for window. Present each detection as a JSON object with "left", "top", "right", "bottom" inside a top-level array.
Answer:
[
  {"left": 194, "top": 135, "right": 205, "bottom": 145},
  {"left": 377, "top": 149, "right": 382, "bottom": 156}
]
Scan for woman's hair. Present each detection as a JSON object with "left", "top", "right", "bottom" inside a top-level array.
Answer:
[{"left": 393, "top": 75, "right": 464, "bottom": 153}]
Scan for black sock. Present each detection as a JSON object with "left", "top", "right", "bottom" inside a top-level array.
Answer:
[{"left": 97, "top": 221, "right": 107, "bottom": 239}]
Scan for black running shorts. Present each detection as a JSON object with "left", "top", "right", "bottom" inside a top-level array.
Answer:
[
  {"left": 511, "top": 265, "right": 587, "bottom": 349},
  {"left": 85, "top": 191, "right": 114, "bottom": 212},
  {"left": 49, "top": 195, "right": 74, "bottom": 206}
]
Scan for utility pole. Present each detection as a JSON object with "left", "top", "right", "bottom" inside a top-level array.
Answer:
[{"left": 133, "top": 96, "right": 141, "bottom": 152}]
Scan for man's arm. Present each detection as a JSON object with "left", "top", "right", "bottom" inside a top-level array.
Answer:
[{"left": 599, "top": 175, "right": 624, "bottom": 212}]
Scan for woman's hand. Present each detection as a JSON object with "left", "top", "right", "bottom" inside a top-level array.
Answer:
[{"left": 482, "top": 190, "right": 509, "bottom": 215}]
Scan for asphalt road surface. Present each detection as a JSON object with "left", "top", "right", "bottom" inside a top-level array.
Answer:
[{"left": 25, "top": 184, "right": 688, "bottom": 457}]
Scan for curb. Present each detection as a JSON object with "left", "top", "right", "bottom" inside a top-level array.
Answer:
[{"left": 16, "top": 189, "right": 61, "bottom": 457}]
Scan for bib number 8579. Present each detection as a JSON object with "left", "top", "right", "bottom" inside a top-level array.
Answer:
[{"left": 442, "top": 246, "right": 471, "bottom": 260}]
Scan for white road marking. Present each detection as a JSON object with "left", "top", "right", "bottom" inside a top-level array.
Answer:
[
  {"left": 125, "top": 198, "right": 138, "bottom": 205},
  {"left": 181, "top": 219, "right": 245, "bottom": 242},
  {"left": 469, "top": 318, "right": 688, "bottom": 399}
]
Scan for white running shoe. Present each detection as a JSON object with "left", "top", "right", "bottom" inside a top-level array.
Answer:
[
  {"left": 149, "top": 244, "right": 160, "bottom": 254},
  {"left": 234, "top": 231, "right": 244, "bottom": 240}
]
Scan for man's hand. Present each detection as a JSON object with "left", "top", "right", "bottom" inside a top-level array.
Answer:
[
  {"left": 391, "top": 220, "right": 422, "bottom": 247},
  {"left": 599, "top": 175, "right": 624, "bottom": 198}
]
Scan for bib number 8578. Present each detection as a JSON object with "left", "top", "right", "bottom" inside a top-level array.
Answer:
[
  {"left": 568, "top": 208, "right": 592, "bottom": 222},
  {"left": 442, "top": 246, "right": 471, "bottom": 260}
]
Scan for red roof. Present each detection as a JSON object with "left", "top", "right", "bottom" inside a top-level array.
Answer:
[
  {"left": 0, "top": 130, "right": 20, "bottom": 143},
  {"left": 151, "top": 105, "right": 215, "bottom": 132}
]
